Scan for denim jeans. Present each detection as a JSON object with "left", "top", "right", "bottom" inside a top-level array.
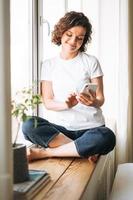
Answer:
[{"left": 22, "top": 116, "right": 116, "bottom": 158}]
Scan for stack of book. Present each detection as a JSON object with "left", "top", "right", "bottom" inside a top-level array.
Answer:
[{"left": 13, "top": 169, "right": 50, "bottom": 200}]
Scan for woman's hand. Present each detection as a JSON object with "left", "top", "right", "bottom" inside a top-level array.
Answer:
[
  {"left": 65, "top": 93, "right": 78, "bottom": 108},
  {"left": 42, "top": 81, "right": 78, "bottom": 111},
  {"left": 77, "top": 90, "right": 97, "bottom": 107}
]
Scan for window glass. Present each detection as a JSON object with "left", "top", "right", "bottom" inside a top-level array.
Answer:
[
  {"left": 11, "top": 0, "right": 32, "bottom": 144},
  {"left": 42, "top": 0, "right": 65, "bottom": 59},
  {"left": 11, "top": 0, "right": 32, "bottom": 95},
  {"left": 67, "top": 0, "right": 81, "bottom": 11}
]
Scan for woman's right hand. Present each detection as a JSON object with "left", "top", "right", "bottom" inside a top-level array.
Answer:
[
  {"left": 65, "top": 93, "right": 78, "bottom": 108},
  {"left": 42, "top": 81, "right": 78, "bottom": 110}
]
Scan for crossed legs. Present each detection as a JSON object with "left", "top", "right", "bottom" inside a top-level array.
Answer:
[
  {"left": 27, "top": 133, "right": 99, "bottom": 163},
  {"left": 27, "top": 133, "right": 80, "bottom": 161},
  {"left": 23, "top": 117, "right": 116, "bottom": 163}
]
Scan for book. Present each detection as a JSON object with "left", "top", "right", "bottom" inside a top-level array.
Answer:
[{"left": 13, "top": 169, "right": 50, "bottom": 200}]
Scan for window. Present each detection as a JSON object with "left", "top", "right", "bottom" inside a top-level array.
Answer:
[
  {"left": 11, "top": 0, "right": 33, "bottom": 144},
  {"left": 40, "top": 0, "right": 84, "bottom": 61},
  {"left": 41, "top": 0, "right": 65, "bottom": 60},
  {"left": 11, "top": 0, "right": 32, "bottom": 95},
  {"left": 67, "top": 0, "right": 82, "bottom": 11}
]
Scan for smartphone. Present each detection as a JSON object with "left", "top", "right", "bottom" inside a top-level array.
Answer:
[{"left": 80, "top": 83, "right": 97, "bottom": 94}]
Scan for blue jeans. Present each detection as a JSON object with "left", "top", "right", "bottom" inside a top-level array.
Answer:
[{"left": 22, "top": 116, "right": 116, "bottom": 158}]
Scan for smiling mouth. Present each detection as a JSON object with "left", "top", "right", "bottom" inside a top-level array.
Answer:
[{"left": 67, "top": 44, "right": 76, "bottom": 49}]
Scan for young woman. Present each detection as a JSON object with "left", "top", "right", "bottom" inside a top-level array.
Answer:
[{"left": 22, "top": 11, "right": 116, "bottom": 162}]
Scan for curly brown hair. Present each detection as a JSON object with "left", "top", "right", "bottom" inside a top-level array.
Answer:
[{"left": 51, "top": 11, "right": 92, "bottom": 52}]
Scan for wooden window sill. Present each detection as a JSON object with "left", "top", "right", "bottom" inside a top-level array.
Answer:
[{"left": 29, "top": 157, "right": 96, "bottom": 200}]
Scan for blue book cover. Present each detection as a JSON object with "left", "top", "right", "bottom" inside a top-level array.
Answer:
[{"left": 14, "top": 169, "right": 50, "bottom": 195}]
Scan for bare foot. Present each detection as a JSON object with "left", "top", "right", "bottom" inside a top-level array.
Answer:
[
  {"left": 88, "top": 154, "right": 100, "bottom": 163},
  {"left": 27, "top": 148, "right": 48, "bottom": 162}
]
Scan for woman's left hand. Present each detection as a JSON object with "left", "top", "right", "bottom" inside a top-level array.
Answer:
[{"left": 77, "top": 90, "right": 97, "bottom": 107}]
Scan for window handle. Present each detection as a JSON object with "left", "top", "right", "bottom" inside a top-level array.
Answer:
[{"left": 40, "top": 16, "right": 50, "bottom": 36}]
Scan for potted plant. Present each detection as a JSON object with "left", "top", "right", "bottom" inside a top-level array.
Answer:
[{"left": 11, "top": 85, "right": 42, "bottom": 183}]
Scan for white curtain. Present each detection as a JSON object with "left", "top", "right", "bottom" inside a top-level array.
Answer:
[
  {"left": 115, "top": 0, "right": 129, "bottom": 164},
  {"left": 83, "top": 0, "right": 130, "bottom": 164}
]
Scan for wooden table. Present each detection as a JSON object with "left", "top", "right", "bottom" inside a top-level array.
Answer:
[{"left": 29, "top": 157, "right": 96, "bottom": 200}]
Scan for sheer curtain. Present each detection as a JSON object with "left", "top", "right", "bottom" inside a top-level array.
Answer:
[
  {"left": 98, "top": 0, "right": 130, "bottom": 164},
  {"left": 115, "top": 0, "right": 129, "bottom": 164},
  {"left": 83, "top": 0, "right": 130, "bottom": 164},
  {"left": 100, "top": 0, "right": 132, "bottom": 164}
]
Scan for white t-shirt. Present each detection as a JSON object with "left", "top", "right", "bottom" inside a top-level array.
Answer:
[{"left": 41, "top": 52, "right": 105, "bottom": 130}]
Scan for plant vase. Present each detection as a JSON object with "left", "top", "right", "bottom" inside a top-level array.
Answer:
[{"left": 13, "top": 144, "right": 29, "bottom": 183}]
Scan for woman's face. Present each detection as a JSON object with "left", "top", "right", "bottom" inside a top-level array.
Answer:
[{"left": 61, "top": 26, "right": 86, "bottom": 54}]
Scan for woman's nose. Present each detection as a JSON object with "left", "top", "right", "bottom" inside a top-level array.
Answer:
[{"left": 69, "top": 37, "right": 76, "bottom": 44}]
